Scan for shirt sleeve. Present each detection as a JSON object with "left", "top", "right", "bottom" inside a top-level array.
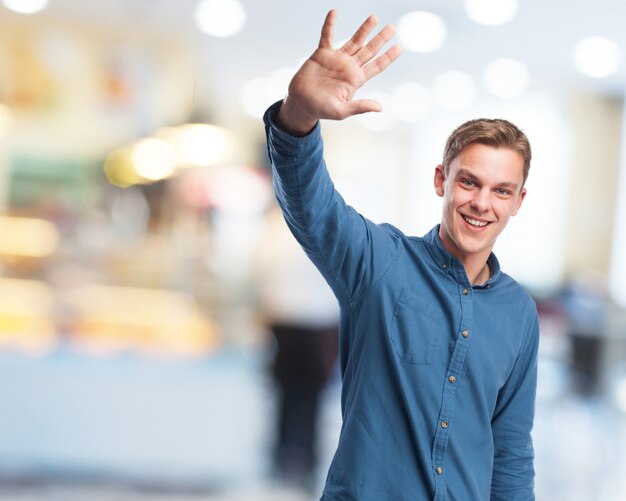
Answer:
[
  {"left": 490, "top": 309, "right": 539, "bottom": 500},
  {"left": 263, "top": 101, "right": 401, "bottom": 306}
]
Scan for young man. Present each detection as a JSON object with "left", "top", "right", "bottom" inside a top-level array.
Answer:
[{"left": 263, "top": 10, "right": 539, "bottom": 501}]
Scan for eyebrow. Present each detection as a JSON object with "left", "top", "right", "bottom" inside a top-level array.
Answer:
[{"left": 456, "top": 169, "right": 519, "bottom": 191}]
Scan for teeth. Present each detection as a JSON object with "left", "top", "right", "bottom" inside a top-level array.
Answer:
[{"left": 463, "top": 216, "right": 488, "bottom": 227}]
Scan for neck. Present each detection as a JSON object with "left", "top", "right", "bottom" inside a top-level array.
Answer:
[
  {"left": 468, "top": 260, "right": 490, "bottom": 285},
  {"left": 437, "top": 226, "right": 492, "bottom": 285}
]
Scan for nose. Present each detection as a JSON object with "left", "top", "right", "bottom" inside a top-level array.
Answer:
[{"left": 470, "top": 188, "right": 490, "bottom": 213}]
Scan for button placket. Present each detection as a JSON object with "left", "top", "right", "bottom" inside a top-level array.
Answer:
[{"left": 432, "top": 273, "right": 474, "bottom": 500}]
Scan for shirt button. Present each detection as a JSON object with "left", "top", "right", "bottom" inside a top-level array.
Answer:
[
  {"left": 462, "top": 330, "right": 469, "bottom": 338},
  {"left": 441, "top": 420, "right": 449, "bottom": 429},
  {"left": 442, "top": 264, "right": 448, "bottom": 269},
  {"left": 448, "top": 375, "right": 456, "bottom": 384},
  {"left": 463, "top": 288, "right": 469, "bottom": 295},
  {"left": 435, "top": 467, "right": 443, "bottom": 475}
]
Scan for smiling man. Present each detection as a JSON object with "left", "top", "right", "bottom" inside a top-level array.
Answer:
[{"left": 263, "top": 10, "right": 539, "bottom": 501}]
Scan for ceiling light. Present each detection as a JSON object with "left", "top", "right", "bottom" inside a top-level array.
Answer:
[
  {"left": 195, "top": 0, "right": 246, "bottom": 38},
  {"left": 464, "top": 0, "right": 518, "bottom": 26},
  {"left": 392, "top": 82, "right": 433, "bottom": 123},
  {"left": 2, "top": 0, "right": 48, "bottom": 14},
  {"left": 572, "top": 36, "right": 622, "bottom": 78},
  {"left": 432, "top": 71, "right": 478, "bottom": 112},
  {"left": 482, "top": 58, "right": 530, "bottom": 98},
  {"left": 397, "top": 11, "right": 447, "bottom": 53}
]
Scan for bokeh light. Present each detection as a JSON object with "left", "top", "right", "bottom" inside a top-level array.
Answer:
[
  {"left": 464, "top": 0, "right": 518, "bottom": 25},
  {"left": 432, "top": 70, "right": 478, "bottom": 111},
  {"left": 482, "top": 58, "right": 530, "bottom": 98},
  {"left": 2, "top": 0, "right": 49, "bottom": 14},
  {"left": 194, "top": 0, "right": 246, "bottom": 37},
  {"left": 572, "top": 36, "right": 622, "bottom": 78},
  {"left": 397, "top": 11, "right": 447, "bottom": 53},
  {"left": 0, "top": 103, "right": 14, "bottom": 136},
  {"left": 392, "top": 82, "right": 433, "bottom": 123}
]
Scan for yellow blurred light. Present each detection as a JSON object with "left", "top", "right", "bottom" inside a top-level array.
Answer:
[
  {"left": 0, "top": 216, "right": 59, "bottom": 258},
  {"left": 104, "top": 146, "right": 143, "bottom": 188},
  {"left": 67, "top": 285, "right": 219, "bottom": 357},
  {"left": 0, "top": 278, "right": 54, "bottom": 314},
  {"left": 131, "top": 138, "right": 177, "bottom": 181},
  {"left": 0, "top": 278, "right": 56, "bottom": 352},
  {"left": 0, "top": 103, "right": 14, "bottom": 136}
]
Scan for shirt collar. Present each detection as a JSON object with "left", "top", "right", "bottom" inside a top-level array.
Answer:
[{"left": 423, "top": 224, "right": 502, "bottom": 288}]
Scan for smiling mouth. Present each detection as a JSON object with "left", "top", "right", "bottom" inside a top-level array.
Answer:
[{"left": 463, "top": 215, "right": 490, "bottom": 228}]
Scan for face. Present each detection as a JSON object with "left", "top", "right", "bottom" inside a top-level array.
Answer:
[{"left": 434, "top": 143, "right": 527, "bottom": 265}]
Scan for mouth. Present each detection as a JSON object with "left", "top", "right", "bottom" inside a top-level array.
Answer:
[{"left": 462, "top": 215, "right": 491, "bottom": 229}]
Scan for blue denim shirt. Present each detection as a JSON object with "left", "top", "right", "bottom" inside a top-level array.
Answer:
[{"left": 264, "top": 101, "right": 539, "bottom": 501}]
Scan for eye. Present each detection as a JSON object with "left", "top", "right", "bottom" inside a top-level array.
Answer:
[
  {"left": 461, "top": 179, "right": 475, "bottom": 187},
  {"left": 495, "top": 188, "right": 512, "bottom": 196}
]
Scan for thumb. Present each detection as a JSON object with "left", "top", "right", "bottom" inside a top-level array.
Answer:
[{"left": 344, "top": 98, "right": 383, "bottom": 117}]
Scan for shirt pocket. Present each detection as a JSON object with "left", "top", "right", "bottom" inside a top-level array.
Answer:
[{"left": 390, "top": 288, "right": 442, "bottom": 365}]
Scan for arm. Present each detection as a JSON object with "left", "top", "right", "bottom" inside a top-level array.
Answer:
[
  {"left": 490, "top": 312, "right": 540, "bottom": 500},
  {"left": 264, "top": 11, "right": 403, "bottom": 304}
]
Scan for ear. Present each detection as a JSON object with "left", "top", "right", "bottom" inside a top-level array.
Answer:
[
  {"left": 434, "top": 165, "right": 446, "bottom": 197},
  {"left": 511, "top": 187, "right": 527, "bottom": 216}
]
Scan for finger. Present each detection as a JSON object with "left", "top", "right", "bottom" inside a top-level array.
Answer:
[
  {"left": 363, "top": 44, "right": 403, "bottom": 80},
  {"left": 355, "top": 24, "right": 396, "bottom": 66},
  {"left": 344, "top": 99, "right": 383, "bottom": 117},
  {"left": 319, "top": 10, "right": 337, "bottom": 49},
  {"left": 340, "top": 15, "right": 378, "bottom": 55}
]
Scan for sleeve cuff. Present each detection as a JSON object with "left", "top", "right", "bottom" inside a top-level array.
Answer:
[{"left": 263, "top": 100, "right": 321, "bottom": 147}]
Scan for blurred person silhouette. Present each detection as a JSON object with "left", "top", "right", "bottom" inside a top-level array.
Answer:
[
  {"left": 559, "top": 271, "right": 609, "bottom": 396},
  {"left": 263, "top": 10, "right": 539, "bottom": 500},
  {"left": 255, "top": 204, "right": 339, "bottom": 489}
]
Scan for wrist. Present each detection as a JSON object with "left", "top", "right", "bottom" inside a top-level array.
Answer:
[{"left": 277, "top": 96, "right": 318, "bottom": 137}]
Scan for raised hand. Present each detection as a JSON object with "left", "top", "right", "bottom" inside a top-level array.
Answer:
[{"left": 278, "top": 10, "right": 403, "bottom": 136}]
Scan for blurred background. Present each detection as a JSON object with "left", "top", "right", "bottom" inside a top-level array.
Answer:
[{"left": 1, "top": 0, "right": 626, "bottom": 499}]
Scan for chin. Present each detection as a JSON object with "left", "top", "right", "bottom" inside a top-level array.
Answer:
[{"left": 455, "top": 232, "right": 493, "bottom": 257}]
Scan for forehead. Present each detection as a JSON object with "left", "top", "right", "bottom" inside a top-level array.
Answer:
[{"left": 450, "top": 143, "right": 525, "bottom": 183}]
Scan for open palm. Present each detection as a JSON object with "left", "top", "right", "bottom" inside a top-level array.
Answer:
[{"left": 279, "top": 10, "right": 402, "bottom": 134}]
